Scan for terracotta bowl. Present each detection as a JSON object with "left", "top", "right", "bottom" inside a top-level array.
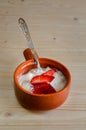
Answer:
[{"left": 14, "top": 48, "right": 71, "bottom": 110}]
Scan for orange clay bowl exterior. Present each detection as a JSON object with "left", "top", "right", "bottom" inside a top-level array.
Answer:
[{"left": 14, "top": 48, "right": 71, "bottom": 110}]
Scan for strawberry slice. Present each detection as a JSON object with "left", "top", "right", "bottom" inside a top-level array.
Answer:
[
  {"left": 42, "top": 68, "right": 56, "bottom": 76},
  {"left": 32, "top": 82, "right": 56, "bottom": 94},
  {"left": 30, "top": 75, "right": 54, "bottom": 84},
  {"left": 46, "top": 86, "right": 56, "bottom": 94},
  {"left": 32, "top": 82, "right": 49, "bottom": 94}
]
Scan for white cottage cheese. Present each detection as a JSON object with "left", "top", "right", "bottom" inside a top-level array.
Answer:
[{"left": 18, "top": 67, "right": 67, "bottom": 92}]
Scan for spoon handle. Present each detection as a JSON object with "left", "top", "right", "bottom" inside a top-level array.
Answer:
[
  {"left": 18, "top": 18, "right": 34, "bottom": 51},
  {"left": 18, "top": 18, "right": 40, "bottom": 67}
]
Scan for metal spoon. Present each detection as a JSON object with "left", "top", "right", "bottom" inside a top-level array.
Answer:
[{"left": 18, "top": 18, "right": 41, "bottom": 70}]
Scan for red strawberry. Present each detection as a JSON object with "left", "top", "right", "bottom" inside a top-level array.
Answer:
[
  {"left": 32, "top": 82, "right": 56, "bottom": 94},
  {"left": 46, "top": 86, "right": 56, "bottom": 94},
  {"left": 42, "top": 68, "right": 56, "bottom": 76},
  {"left": 32, "top": 82, "right": 50, "bottom": 94},
  {"left": 30, "top": 75, "right": 54, "bottom": 84}
]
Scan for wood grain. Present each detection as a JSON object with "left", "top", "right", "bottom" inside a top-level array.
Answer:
[{"left": 0, "top": 0, "right": 86, "bottom": 130}]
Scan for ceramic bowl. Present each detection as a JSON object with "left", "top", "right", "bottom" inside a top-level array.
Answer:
[{"left": 14, "top": 48, "right": 71, "bottom": 110}]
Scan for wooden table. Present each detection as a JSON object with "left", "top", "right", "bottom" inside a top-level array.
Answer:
[{"left": 0, "top": 0, "right": 86, "bottom": 130}]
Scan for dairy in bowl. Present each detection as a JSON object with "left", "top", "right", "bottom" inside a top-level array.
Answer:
[{"left": 18, "top": 67, "right": 67, "bottom": 94}]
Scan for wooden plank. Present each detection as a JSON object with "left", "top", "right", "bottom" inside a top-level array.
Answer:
[{"left": 0, "top": 0, "right": 86, "bottom": 129}]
